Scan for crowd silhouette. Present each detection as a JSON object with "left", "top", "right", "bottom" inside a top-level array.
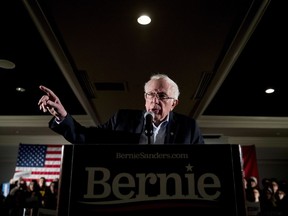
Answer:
[
  {"left": 245, "top": 176, "right": 288, "bottom": 216},
  {"left": 1, "top": 175, "right": 287, "bottom": 215},
  {"left": 0, "top": 177, "right": 58, "bottom": 216}
]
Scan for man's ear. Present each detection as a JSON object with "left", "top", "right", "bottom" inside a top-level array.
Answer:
[{"left": 171, "top": 99, "right": 179, "bottom": 110}]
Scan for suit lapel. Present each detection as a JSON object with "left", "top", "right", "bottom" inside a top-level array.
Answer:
[{"left": 165, "top": 112, "right": 178, "bottom": 144}]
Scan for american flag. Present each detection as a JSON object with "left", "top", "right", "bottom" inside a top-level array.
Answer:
[{"left": 14, "top": 144, "right": 63, "bottom": 186}]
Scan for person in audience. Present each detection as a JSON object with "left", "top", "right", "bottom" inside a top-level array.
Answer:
[
  {"left": 270, "top": 178, "right": 279, "bottom": 195},
  {"left": 37, "top": 177, "right": 48, "bottom": 207},
  {"left": 247, "top": 176, "right": 258, "bottom": 189},
  {"left": 261, "top": 178, "right": 271, "bottom": 190},
  {"left": 43, "top": 180, "right": 59, "bottom": 210},
  {"left": 275, "top": 184, "right": 288, "bottom": 215},
  {"left": 38, "top": 73, "right": 204, "bottom": 144},
  {"left": 6, "top": 177, "right": 28, "bottom": 216},
  {"left": 25, "top": 180, "right": 41, "bottom": 216},
  {"left": 260, "top": 184, "right": 278, "bottom": 215},
  {"left": 246, "top": 186, "right": 261, "bottom": 216},
  {"left": 0, "top": 184, "right": 9, "bottom": 216}
]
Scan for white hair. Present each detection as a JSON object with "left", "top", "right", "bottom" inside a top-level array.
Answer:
[{"left": 144, "top": 74, "right": 180, "bottom": 99}]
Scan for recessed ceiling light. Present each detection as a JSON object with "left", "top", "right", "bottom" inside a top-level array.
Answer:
[
  {"left": 0, "top": 59, "right": 16, "bottom": 69},
  {"left": 265, "top": 88, "right": 275, "bottom": 94},
  {"left": 16, "top": 87, "right": 26, "bottom": 92},
  {"left": 137, "top": 15, "right": 151, "bottom": 25}
]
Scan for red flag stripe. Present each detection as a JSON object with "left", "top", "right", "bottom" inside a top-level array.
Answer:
[
  {"left": 31, "top": 172, "right": 61, "bottom": 175},
  {"left": 44, "top": 165, "right": 61, "bottom": 168},
  {"left": 46, "top": 151, "right": 62, "bottom": 154},
  {"left": 45, "top": 158, "right": 62, "bottom": 161}
]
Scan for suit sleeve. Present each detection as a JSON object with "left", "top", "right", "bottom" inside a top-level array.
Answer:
[{"left": 49, "top": 114, "right": 140, "bottom": 144}]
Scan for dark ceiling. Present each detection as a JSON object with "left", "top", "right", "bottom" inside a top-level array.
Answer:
[
  {"left": 1, "top": 0, "right": 287, "bottom": 138},
  {"left": 1, "top": 0, "right": 85, "bottom": 116},
  {"left": 204, "top": 0, "right": 287, "bottom": 117}
]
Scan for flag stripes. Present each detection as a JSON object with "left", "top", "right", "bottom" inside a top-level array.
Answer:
[{"left": 14, "top": 144, "right": 63, "bottom": 185}]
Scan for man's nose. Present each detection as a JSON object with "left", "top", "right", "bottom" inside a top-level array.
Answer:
[{"left": 151, "top": 95, "right": 160, "bottom": 103}]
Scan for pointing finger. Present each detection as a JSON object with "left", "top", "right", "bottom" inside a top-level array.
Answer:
[{"left": 39, "top": 85, "right": 58, "bottom": 99}]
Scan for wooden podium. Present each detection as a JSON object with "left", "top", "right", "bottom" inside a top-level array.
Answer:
[{"left": 57, "top": 144, "right": 247, "bottom": 216}]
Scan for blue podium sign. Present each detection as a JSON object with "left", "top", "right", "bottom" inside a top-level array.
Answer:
[{"left": 59, "top": 144, "right": 247, "bottom": 216}]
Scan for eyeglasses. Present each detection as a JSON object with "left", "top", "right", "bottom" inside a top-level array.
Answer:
[{"left": 145, "top": 92, "right": 175, "bottom": 100}]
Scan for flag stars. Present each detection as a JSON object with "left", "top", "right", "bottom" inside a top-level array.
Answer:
[{"left": 186, "top": 163, "right": 193, "bottom": 172}]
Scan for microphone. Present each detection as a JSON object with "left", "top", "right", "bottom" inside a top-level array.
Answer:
[{"left": 144, "top": 111, "right": 154, "bottom": 137}]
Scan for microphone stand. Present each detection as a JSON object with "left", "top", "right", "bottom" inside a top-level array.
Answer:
[
  {"left": 147, "top": 132, "right": 152, "bottom": 145},
  {"left": 145, "top": 124, "right": 153, "bottom": 144},
  {"left": 144, "top": 112, "right": 154, "bottom": 144}
]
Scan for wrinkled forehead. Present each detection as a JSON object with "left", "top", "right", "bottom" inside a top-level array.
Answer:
[{"left": 146, "top": 78, "right": 170, "bottom": 92}]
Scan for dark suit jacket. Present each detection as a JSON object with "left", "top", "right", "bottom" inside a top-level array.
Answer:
[{"left": 49, "top": 109, "right": 204, "bottom": 144}]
